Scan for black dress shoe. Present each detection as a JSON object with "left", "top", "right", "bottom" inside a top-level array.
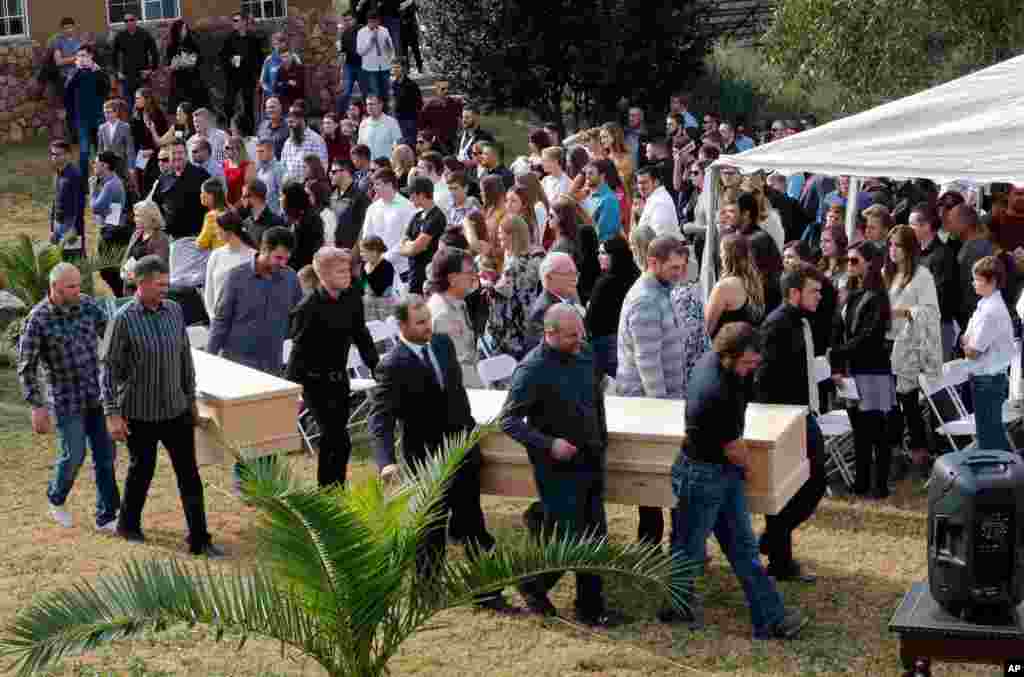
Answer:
[
  {"left": 575, "top": 608, "right": 630, "bottom": 628},
  {"left": 192, "top": 543, "right": 226, "bottom": 558},
  {"left": 872, "top": 486, "right": 891, "bottom": 500},
  {"left": 475, "top": 595, "right": 522, "bottom": 615},
  {"left": 115, "top": 526, "right": 146, "bottom": 543},
  {"left": 754, "top": 608, "right": 808, "bottom": 640},
  {"left": 516, "top": 585, "right": 557, "bottom": 617},
  {"left": 766, "top": 561, "right": 818, "bottom": 583}
]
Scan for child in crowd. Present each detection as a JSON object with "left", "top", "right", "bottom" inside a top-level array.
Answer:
[{"left": 360, "top": 235, "right": 397, "bottom": 321}]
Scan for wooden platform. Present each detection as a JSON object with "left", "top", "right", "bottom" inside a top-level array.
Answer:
[
  {"left": 192, "top": 350, "right": 303, "bottom": 465},
  {"left": 468, "top": 389, "right": 809, "bottom": 515}
]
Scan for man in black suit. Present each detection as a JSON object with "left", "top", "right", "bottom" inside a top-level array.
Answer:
[
  {"left": 238, "top": 178, "right": 285, "bottom": 246},
  {"left": 153, "top": 140, "right": 210, "bottom": 239},
  {"left": 525, "top": 252, "right": 583, "bottom": 352},
  {"left": 456, "top": 104, "right": 495, "bottom": 164},
  {"left": 754, "top": 263, "right": 826, "bottom": 582},
  {"left": 369, "top": 295, "right": 516, "bottom": 613}
]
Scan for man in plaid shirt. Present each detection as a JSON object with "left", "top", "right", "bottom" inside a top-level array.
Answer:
[
  {"left": 17, "top": 263, "right": 120, "bottom": 530},
  {"left": 280, "top": 102, "right": 328, "bottom": 184}
]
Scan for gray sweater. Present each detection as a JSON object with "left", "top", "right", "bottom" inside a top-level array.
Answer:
[{"left": 615, "top": 273, "right": 686, "bottom": 399}]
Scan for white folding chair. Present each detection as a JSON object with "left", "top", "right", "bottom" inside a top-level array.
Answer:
[
  {"left": 477, "top": 354, "right": 518, "bottom": 389},
  {"left": 366, "top": 319, "right": 399, "bottom": 352},
  {"left": 814, "top": 356, "right": 856, "bottom": 490},
  {"left": 187, "top": 325, "right": 210, "bottom": 351}
]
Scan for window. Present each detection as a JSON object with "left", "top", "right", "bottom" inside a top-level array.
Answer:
[
  {"left": 108, "top": 0, "right": 181, "bottom": 24},
  {"left": 241, "top": 0, "right": 287, "bottom": 20},
  {"left": 0, "top": 0, "right": 27, "bottom": 38}
]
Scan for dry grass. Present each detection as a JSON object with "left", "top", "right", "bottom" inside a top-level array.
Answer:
[{"left": 0, "top": 139, "right": 1006, "bottom": 676}]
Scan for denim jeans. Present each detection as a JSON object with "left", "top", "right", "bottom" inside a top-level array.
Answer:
[
  {"left": 77, "top": 118, "right": 100, "bottom": 179},
  {"left": 362, "top": 68, "right": 390, "bottom": 99},
  {"left": 49, "top": 406, "right": 120, "bottom": 527},
  {"left": 970, "top": 371, "right": 1011, "bottom": 451},
  {"left": 590, "top": 334, "right": 617, "bottom": 380},
  {"left": 670, "top": 456, "right": 786, "bottom": 636},
  {"left": 519, "top": 462, "right": 607, "bottom": 616},
  {"left": 336, "top": 63, "right": 368, "bottom": 116}
]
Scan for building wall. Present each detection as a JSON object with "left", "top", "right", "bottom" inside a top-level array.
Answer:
[{"left": 0, "top": 0, "right": 340, "bottom": 144}]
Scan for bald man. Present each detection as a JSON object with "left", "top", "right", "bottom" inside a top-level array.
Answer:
[
  {"left": 18, "top": 262, "right": 120, "bottom": 530},
  {"left": 500, "top": 304, "right": 624, "bottom": 628}
]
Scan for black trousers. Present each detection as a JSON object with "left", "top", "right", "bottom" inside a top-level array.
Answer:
[
  {"left": 637, "top": 505, "right": 664, "bottom": 544},
  {"left": 400, "top": 15, "right": 423, "bottom": 71},
  {"left": 223, "top": 74, "right": 257, "bottom": 126},
  {"left": 891, "top": 388, "right": 928, "bottom": 451},
  {"left": 848, "top": 408, "right": 891, "bottom": 494},
  {"left": 119, "top": 412, "right": 211, "bottom": 552},
  {"left": 763, "top": 416, "right": 827, "bottom": 568},
  {"left": 166, "top": 286, "right": 209, "bottom": 327},
  {"left": 303, "top": 382, "right": 353, "bottom": 488},
  {"left": 414, "top": 442, "right": 497, "bottom": 600}
]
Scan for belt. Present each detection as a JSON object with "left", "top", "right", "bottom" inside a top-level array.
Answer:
[{"left": 306, "top": 370, "right": 349, "bottom": 383}]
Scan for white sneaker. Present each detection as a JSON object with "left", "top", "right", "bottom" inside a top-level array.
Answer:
[
  {"left": 96, "top": 520, "right": 118, "bottom": 533},
  {"left": 49, "top": 504, "right": 72, "bottom": 528}
]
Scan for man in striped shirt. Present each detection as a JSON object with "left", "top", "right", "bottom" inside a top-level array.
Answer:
[
  {"left": 18, "top": 263, "right": 120, "bottom": 530},
  {"left": 280, "top": 102, "right": 328, "bottom": 184},
  {"left": 101, "top": 255, "right": 223, "bottom": 557},
  {"left": 615, "top": 237, "right": 689, "bottom": 547}
]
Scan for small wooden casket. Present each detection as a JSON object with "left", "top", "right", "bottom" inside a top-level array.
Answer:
[
  {"left": 192, "top": 350, "right": 303, "bottom": 465},
  {"left": 468, "top": 389, "right": 808, "bottom": 515}
]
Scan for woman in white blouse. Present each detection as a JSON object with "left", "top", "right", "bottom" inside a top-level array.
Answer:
[
  {"left": 204, "top": 211, "right": 256, "bottom": 317},
  {"left": 885, "top": 225, "right": 942, "bottom": 471},
  {"left": 962, "top": 255, "right": 1017, "bottom": 451}
]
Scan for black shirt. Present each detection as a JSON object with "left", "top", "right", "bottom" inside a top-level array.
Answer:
[
  {"left": 239, "top": 206, "right": 285, "bottom": 247},
  {"left": 363, "top": 259, "right": 395, "bottom": 296},
  {"left": 219, "top": 31, "right": 264, "bottom": 80},
  {"left": 684, "top": 351, "right": 749, "bottom": 465},
  {"left": 919, "top": 236, "right": 958, "bottom": 323},
  {"left": 404, "top": 205, "right": 446, "bottom": 294},
  {"left": 112, "top": 29, "right": 159, "bottom": 77},
  {"left": 286, "top": 285, "right": 378, "bottom": 385},
  {"left": 755, "top": 304, "right": 811, "bottom": 407},
  {"left": 340, "top": 25, "right": 362, "bottom": 70},
  {"left": 390, "top": 76, "right": 423, "bottom": 120}
]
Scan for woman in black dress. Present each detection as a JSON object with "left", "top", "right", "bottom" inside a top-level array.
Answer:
[
  {"left": 585, "top": 236, "right": 640, "bottom": 379},
  {"left": 166, "top": 19, "right": 209, "bottom": 115}
]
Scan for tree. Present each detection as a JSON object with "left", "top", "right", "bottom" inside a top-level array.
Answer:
[
  {"left": 419, "top": 0, "right": 711, "bottom": 128},
  {"left": 0, "top": 427, "right": 693, "bottom": 677},
  {"left": 763, "top": 0, "right": 1024, "bottom": 114}
]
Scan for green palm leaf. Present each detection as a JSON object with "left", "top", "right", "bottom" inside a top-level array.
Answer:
[{"left": 1, "top": 425, "right": 695, "bottom": 677}]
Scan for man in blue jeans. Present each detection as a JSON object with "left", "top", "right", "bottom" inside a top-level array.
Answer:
[
  {"left": 63, "top": 44, "right": 111, "bottom": 179},
  {"left": 659, "top": 321, "right": 806, "bottom": 639},
  {"left": 336, "top": 11, "right": 366, "bottom": 117},
  {"left": 17, "top": 262, "right": 120, "bottom": 531}
]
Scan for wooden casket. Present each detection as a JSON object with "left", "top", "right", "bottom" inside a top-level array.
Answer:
[
  {"left": 468, "top": 389, "right": 809, "bottom": 515},
  {"left": 192, "top": 350, "right": 303, "bottom": 465}
]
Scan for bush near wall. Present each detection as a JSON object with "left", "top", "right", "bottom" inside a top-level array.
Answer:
[{"left": 1, "top": 8, "right": 343, "bottom": 145}]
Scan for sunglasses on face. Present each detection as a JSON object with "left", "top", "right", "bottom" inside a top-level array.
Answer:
[{"left": 158, "top": 157, "right": 170, "bottom": 162}]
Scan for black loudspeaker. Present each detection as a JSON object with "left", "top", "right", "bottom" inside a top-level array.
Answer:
[{"left": 928, "top": 450, "right": 1024, "bottom": 619}]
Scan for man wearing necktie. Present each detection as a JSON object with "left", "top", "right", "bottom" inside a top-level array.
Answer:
[
  {"left": 370, "top": 295, "right": 518, "bottom": 614},
  {"left": 754, "top": 263, "right": 828, "bottom": 583}
]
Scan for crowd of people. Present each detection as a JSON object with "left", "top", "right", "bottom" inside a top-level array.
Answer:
[{"left": 20, "top": 5, "right": 1024, "bottom": 642}]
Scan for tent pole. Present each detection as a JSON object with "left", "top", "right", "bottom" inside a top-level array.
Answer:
[
  {"left": 700, "top": 165, "right": 722, "bottom": 304},
  {"left": 845, "top": 176, "right": 862, "bottom": 242}
]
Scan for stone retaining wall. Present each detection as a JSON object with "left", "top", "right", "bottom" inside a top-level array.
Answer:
[{"left": 0, "top": 8, "right": 344, "bottom": 144}]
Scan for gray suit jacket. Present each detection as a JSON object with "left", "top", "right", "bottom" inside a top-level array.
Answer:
[{"left": 97, "top": 120, "right": 135, "bottom": 169}]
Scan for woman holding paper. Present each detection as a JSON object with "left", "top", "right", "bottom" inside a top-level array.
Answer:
[
  {"left": 885, "top": 225, "right": 942, "bottom": 475},
  {"left": 830, "top": 240, "right": 894, "bottom": 498},
  {"left": 121, "top": 200, "right": 170, "bottom": 296}
]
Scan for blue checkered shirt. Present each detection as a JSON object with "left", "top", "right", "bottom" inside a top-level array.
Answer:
[{"left": 18, "top": 295, "right": 108, "bottom": 417}]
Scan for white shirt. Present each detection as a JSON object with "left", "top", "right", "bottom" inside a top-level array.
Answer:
[
  {"left": 762, "top": 208, "right": 786, "bottom": 254},
  {"left": 639, "top": 185, "right": 680, "bottom": 238},
  {"left": 964, "top": 292, "right": 1017, "bottom": 375},
  {"left": 363, "top": 194, "right": 418, "bottom": 276},
  {"left": 204, "top": 244, "right": 255, "bottom": 316},
  {"left": 541, "top": 173, "right": 571, "bottom": 204},
  {"left": 321, "top": 207, "right": 339, "bottom": 246},
  {"left": 358, "top": 114, "right": 404, "bottom": 163},
  {"left": 356, "top": 25, "right": 394, "bottom": 72},
  {"left": 187, "top": 128, "right": 228, "bottom": 169},
  {"left": 280, "top": 128, "right": 329, "bottom": 184},
  {"left": 432, "top": 179, "right": 453, "bottom": 217}
]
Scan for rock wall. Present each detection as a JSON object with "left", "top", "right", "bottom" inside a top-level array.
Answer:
[{"left": 0, "top": 8, "right": 344, "bottom": 145}]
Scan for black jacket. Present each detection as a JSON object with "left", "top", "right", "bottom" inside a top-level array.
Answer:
[
  {"left": 239, "top": 206, "right": 285, "bottom": 247},
  {"left": 831, "top": 288, "right": 891, "bottom": 375},
  {"left": 153, "top": 164, "right": 210, "bottom": 239},
  {"left": 370, "top": 334, "right": 474, "bottom": 468},
  {"left": 766, "top": 186, "right": 812, "bottom": 244},
  {"left": 287, "top": 285, "right": 378, "bottom": 386},
  {"left": 112, "top": 29, "right": 159, "bottom": 78},
  {"left": 219, "top": 31, "right": 264, "bottom": 81},
  {"left": 390, "top": 76, "right": 423, "bottom": 120},
  {"left": 755, "top": 304, "right": 812, "bottom": 406},
  {"left": 919, "top": 236, "right": 958, "bottom": 323},
  {"left": 586, "top": 266, "right": 639, "bottom": 339},
  {"left": 287, "top": 210, "right": 325, "bottom": 272},
  {"left": 331, "top": 183, "right": 371, "bottom": 248}
]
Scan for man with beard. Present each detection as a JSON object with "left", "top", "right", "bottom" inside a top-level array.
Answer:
[
  {"left": 153, "top": 140, "right": 210, "bottom": 239},
  {"left": 456, "top": 104, "right": 495, "bottom": 163},
  {"left": 280, "top": 102, "right": 328, "bottom": 183},
  {"left": 256, "top": 97, "right": 289, "bottom": 159},
  {"left": 582, "top": 160, "right": 621, "bottom": 242}
]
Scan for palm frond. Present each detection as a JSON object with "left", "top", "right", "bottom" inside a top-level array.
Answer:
[{"left": 0, "top": 560, "right": 332, "bottom": 677}]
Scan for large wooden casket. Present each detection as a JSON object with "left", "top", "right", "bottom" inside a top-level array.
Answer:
[
  {"left": 192, "top": 350, "right": 303, "bottom": 465},
  {"left": 468, "top": 389, "right": 809, "bottom": 515}
]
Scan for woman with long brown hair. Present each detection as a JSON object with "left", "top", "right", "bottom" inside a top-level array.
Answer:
[
  {"left": 480, "top": 174, "right": 507, "bottom": 268},
  {"left": 705, "top": 233, "right": 765, "bottom": 339},
  {"left": 515, "top": 172, "right": 550, "bottom": 245},
  {"left": 166, "top": 19, "right": 208, "bottom": 113},
  {"left": 548, "top": 197, "right": 580, "bottom": 261},
  {"left": 885, "top": 224, "right": 941, "bottom": 474},
  {"left": 320, "top": 112, "right": 351, "bottom": 167},
  {"left": 600, "top": 122, "right": 634, "bottom": 229},
  {"left": 390, "top": 144, "right": 416, "bottom": 193},
  {"left": 505, "top": 185, "right": 540, "bottom": 249},
  {"left": 480, "top": 215, "right": 543, "bottom": 359}
]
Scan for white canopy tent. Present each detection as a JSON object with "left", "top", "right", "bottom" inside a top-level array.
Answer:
[{"left": 700, "top": 53, "right": 1024, "bottom": 300}]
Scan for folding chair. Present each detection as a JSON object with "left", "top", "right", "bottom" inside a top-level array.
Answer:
[
  {"left": 366, "top": 319, "right": 399, "bottom": 353},
  {"left": 814, "top": 356, "right": 856, "bottom": 490},
  {"left": 477, "top": 354, "right": 517, "bottom": 390}
]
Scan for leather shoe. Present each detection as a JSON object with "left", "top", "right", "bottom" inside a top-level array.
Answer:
[
  {"left": 754, "top": 609, "right": 808, "bottom": 640},
  {"left": 475, "top": 595, "right": 522, "bottom": 615},
  {"left": 575, "top": 608, "right": 630, "bottom": 628},
  {"left": 766, "top": 561, "right": 818, "bottom": 584},
  {"left": 192, "top": 543, "right": 226, "bottom": 559},
  {"left": 115, "top": 526, "right": 146, "bottom": 543}
]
